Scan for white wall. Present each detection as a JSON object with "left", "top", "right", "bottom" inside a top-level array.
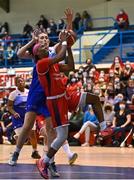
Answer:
[{"left": 0, "top": 0, "right": 134, "bottom": 33}]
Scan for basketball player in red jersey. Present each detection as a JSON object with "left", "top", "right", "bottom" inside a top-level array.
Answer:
[{"left": 35, "top": 30, "right": 73, "bottom": 179}]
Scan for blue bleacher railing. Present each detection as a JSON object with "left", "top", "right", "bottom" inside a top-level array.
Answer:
[{"left": 1, "top": 18, "right": 134, "bottom": 68}]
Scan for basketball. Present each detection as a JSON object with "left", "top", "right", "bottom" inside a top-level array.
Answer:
[{"left": 59, "top": 29, "right": 77, "bottom": 47}]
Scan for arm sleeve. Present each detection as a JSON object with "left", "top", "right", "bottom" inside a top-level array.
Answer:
[{"left": 37, "top": 58, "right": 51, "bottom": 74}]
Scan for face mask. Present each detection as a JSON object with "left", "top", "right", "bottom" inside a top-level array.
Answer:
[
  {"left": 126, "top": 65, "right": 130, "bottom": 69},
  {"left": 115, "top": 79, "right": 120, "bottom": 83},
  {"left": 115, "top": 85, "right": 120, "bottom": 89},
  {"left": 115, "top": 59, "right": 119, "bottom": 63},
  {"left": 119, "top": 104, "right": 125, "bottom": 110},
  {"left": 79, "top": 68, "right": 83, "bottom": 73},
  {"left": 130, "top": 76, "right": 134, "bottom": 80},
  {"left": 83, "top": 72, "right": 87, "bottom": 77},
  {"left": 71, "top": 78, "right": 76, "bottom": 83},
  {"left": 94, "top": 90, "right": 100, "bottom": 95},
  {"left": 89, "top": 74, "right": 93, "bottom": 77},
  {"left": 110, "top": 74, "right": 114, "bottom": 77},
  {"left": 117, "top": 97, "right": 123, "bottom": 102}
]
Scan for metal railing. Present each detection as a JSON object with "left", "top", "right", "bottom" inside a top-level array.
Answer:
[{"left": 0, "top": 18, "right": 134, "bottom": 68}]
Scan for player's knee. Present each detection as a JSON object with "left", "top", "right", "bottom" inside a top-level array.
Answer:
[{"left": 58, "top": 131, "right": 68, "bottom": 143}]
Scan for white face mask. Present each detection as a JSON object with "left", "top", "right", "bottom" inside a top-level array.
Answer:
[
  {"left": 126, "top": 65, "right": 130, "bottom": 69},
  {"left": 94, "top": 90, "right": 100, "bottom": 95},
  {"left": 130, "top": 76, "right": 134, "bottom": 80},
  {"left": 119, "top": 104, "right": 125, "bottom": 110},
  {"left": 71, "top": 78, "right": 77, "bottom": 83},
  {"left": 110, "top": 73, "right": 114, "bottom": 77}
]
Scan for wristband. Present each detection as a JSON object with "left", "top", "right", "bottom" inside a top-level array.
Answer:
[{"left": 62, "top": 41, "right": 67, "bottom": 46}]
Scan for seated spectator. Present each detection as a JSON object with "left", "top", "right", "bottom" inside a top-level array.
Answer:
[
  {"left": 103, "top": 103, "right": 115, "bottom": 127},
  {"left": 37, "top": 14, "right": 49, "bottom": 29},
  {"left": 114, "top": 93, "right": 124, "bottom": 106},
  {"left": 22, "top": 21, "right": 33, "bottom": 38},
  {"left": 0, "top": 122, "right": 3, "bottom": 144},
  {"left": 4, "top": 45, "right": 15, "bottom": 65},
  {"left": 107, "top": 69, "right": 115, "bottom": 83},
  {"left": 0, "top": 43, "right": 4, "bottom": 64},
  {"left": 67, "top": 71, "right": 82, "bottom": 93},
  {"left": 112, "top": 100, "right": 132, "bottom": 146},
  {"left": 126, "top": 79, "right": 134, "bottom": 103},
  {"left": 115, "top": 9, "right": 129, "bottom": 30},
  {"left": 73, "top": 12, "right": 81, "bottom": 32},
  {"left": 69, "top": 107, "right": 84, "bottom": 132},
  {"left": 130, "top": 72, "right": 134, "bottom": 81},
  {"left": 93, "top": 84, "right": 101, "bottom": 96},
  {"left": 57, "top": 18, "right": 65, "bottom": 35},
  {"left": 84, "top": 58, "right": 96, "bottom": 74},
  {"left": 121, "top": 61, "right": 133, "bottom": 82},
  {"left": 0, "top": 22, "right": 9, "bottom": 34},
  {"left": 0, "top": 106, "right": 13, "bottom": 144},
  {"left": 114, "top": 76, "right": 126, "bottom": 95},
  {"left": 110, "top": 56, "right": 124, "bottom": 77},
  {"left": 73, "top": 105, "right": 99, "bottom": 147},
  {"left": 48, "top": 19, "right": 57, "bottom": 36},
  {"left": 80, "top": 10, "right": 92, "bottom": 31},
  {"left": 105, "top": 83, "right": 115, "bottom": 105},
  {"left": 88, "top": 67, "right": 99, "bottom": 83}
]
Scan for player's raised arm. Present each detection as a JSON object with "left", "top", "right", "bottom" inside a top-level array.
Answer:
[
  {"left": 17, "top": 30, "right": 38, "bottom": 59},
  {"left": 59, "top": 47, "right": 75, "bottom": 72}
]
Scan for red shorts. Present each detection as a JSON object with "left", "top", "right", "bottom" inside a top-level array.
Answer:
[
  {"left": 47, "top": 95, "right": 68, "bottom": 128},
  {"left": 67, "top": 91, "right": 81, "bottom": 112}
]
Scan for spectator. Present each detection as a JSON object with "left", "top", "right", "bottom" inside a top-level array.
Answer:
[
  {"left": 73, "top": 105, "right": 99, "bottom": 147},
  {"left": 73, "top": 12, "right": 81, "bottom": 32},
  {"left": 0, "top": 22, "right": 9, "bottom": 34},
  {"left": 130, "top": 72, "right": 134, "bottom": 81},
  {"left": 107, "top": 69, "right": 115, "bottom": 83},
  {"left": 48, "top": 19, "right": 57, "bottom": 36},
  {"left": 116, "top": 9, "right": 129, "bottom": 30},
  {"left": 114, "top": 77, "right": 124, "bottom": 95},
  {"left": 2, "top": 31, "right": 12, "bottom": 46},
  {"left": 112, "top": 100, "right": 131, "bottom": 146},
  {"left": 0, "top": 43, "right": 4, "bottom": 64},
  {"left": 22, "top": 21, "right": 33, "bottom": 38},
  {"left": 105, "top": 83, "right": 115, "bottom": 105},
  {"left": 4, "top": 45, "right": 15, "bottom": 65},
  {"left": 126, "top": 79, "right": 134, "bottom": 102},
  {"left": 103, "top": 103, "right": 115, "bottom": 127},
  {"left": 37, "top": 14, "right": 49, "bottom": 29},
  {"left": 110, "top": 56, "right": 124, "bottom": 76},
  {"left": 121, "top": 61, "right": 133, "bottom": 82},
  {"left": 0, "top": 106, "right": 13, "bottom": 144},
  {"left": 57, "top": 18, "right": 65, "bottom": 35},
  {"left": 80, "top": 10, "right": 92, "bottom": 31},
  {"left": 84, "top": 58, "right": 96, "bottom": 74}
]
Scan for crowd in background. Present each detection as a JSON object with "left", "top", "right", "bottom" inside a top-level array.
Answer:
[
  {"left": 0, "top": 55, "right": 134, "bottom": 147},
  {"left": 0, "top": 8, "right": 133, "bottom": 147},
  {"left": 0, "top": 8, "right": 131, "bottom": 66}
]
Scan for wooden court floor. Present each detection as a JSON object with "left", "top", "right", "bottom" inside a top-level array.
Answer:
[{"left": 0, "top": 144, "right": 134, "bottom": 179}]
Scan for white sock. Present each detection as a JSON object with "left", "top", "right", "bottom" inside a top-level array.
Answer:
[
  {"left": 43, "top": 154, "right": 50, "bottom": 163},
  {"left": 15, "top": 147, "right": 21, "bottom": 153},
  {"left": 62, "top": 143, "right": 73, "bottom": 159}
]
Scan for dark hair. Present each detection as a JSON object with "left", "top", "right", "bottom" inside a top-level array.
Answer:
[
  {"left": 15, "top": 76, "right": 22, "bottom": 86},
  {"left": 104, "top": 105, "right": 112, "bottom": 112}
]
